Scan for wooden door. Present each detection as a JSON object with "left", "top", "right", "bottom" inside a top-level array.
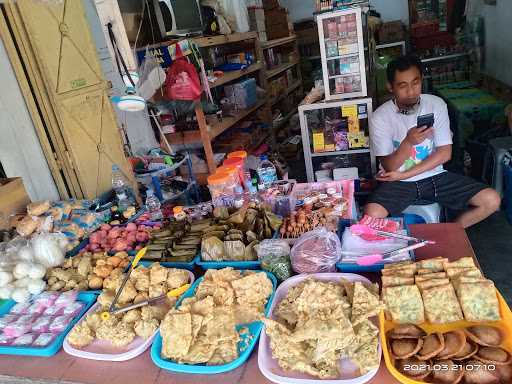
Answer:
[{"left": 4, "top": 0, "right": 136, "bottom": 199}]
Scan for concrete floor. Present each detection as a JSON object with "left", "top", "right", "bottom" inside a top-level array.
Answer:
[{"left": 466, "top": 210, "right": 512, "bottom": 306}]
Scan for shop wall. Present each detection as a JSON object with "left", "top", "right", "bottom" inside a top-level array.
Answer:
[
  {"left": 279, "top": 0, "right": 409, "bottom": 24},
  {"left": 0, "top": 39, "right": 60, "bottom": 202}
]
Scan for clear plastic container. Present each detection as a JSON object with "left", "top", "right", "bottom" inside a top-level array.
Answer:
[
  {"left": 145, "top": 189, "right": 163, "bottom": 221},
  {"left": 207, "top": 173, "right": 238, "bottom": 208},
  {"left": 257, "top": 156, "right": 277, "bottom": 190},
  {"left": 223, "top": 157, "right": 245, "bottom": 186},
  {"left": 111, "top": 164, "right": 135, "bottom": 211}
]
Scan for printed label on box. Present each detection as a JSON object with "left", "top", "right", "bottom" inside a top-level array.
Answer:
[
  {"left": 313, "top": 132, "right": 325, "bottom": 153},
  {"left": 342, "top": 105, "right": 360, "bottom": 133},
  {"left": 348, "top": 132, "right": 369, "bottom": 148}
]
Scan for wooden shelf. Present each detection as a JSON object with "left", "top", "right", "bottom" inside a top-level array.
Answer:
[
  {"left": 165, "top": 99, "right": 266, "bottom": 145},
  {"left": 270, "top": 80, "right": 302, "bottom": 105},
  {"left": 266, "top": 59, "right": 299, "bottom": 79},
  {"left": 209, "top": 62, "right": 263, "bottom": 89},
  {"left": 207, "top": 99, "right": 267, "bottom": 139},
  {"left": 261, "top": 35, "right": 297, "bottom": 49},
  {"left": 192, "top": 32, "right": 257, "bottom": 48}
]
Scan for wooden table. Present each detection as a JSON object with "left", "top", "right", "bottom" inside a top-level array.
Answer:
[{"left": 0, "top": 224, "right": 477, "bottom": 384}]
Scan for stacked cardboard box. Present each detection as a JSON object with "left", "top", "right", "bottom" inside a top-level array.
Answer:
[
  {"left": 265, "top": 7, "right": 290, "bottom": 40},
  {"left": 248, "top": 7, "right": 267, "bottom": 41}
]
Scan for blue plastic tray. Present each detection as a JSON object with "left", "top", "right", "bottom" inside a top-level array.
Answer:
[
  {"left": 336, "top": 218, "right": 416, "bottom": 273},
  {"left": 0, "top": 292, "right": 98, "bottom": 357},
  {"left": 150, "top": 271, "right": 277, "bottom": 374},
  {"left": 136, "top": 254, "right": 197, "bottom": 271},
  {"left": 65, "top": 238, "right": 90, "bottom": 258},
  {"left": 196, "top": 257, "right": 261, "bottom": 270}
]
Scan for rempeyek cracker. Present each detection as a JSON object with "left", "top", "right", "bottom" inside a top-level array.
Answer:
[
  {"left": 416, "top": 278, "right": 451, "bottom": 292},
  {"left": 383, "top": 261, "right": 414, "bottom": 270},
  {"left": 383, "top": 285, "right": 424, "bottom": 324},
  {"left": 414, "top": 272, "right": 447, "bottom": 282},
  {"left": 421, "top": 283, "right": 463, "bottom": 323},
  {"left": 382, "top": 275, "right": 415, "bottom": 288},
  {"left": 456, "top": 280, "right": 501, "bottom": 322},
  {"left": 381, "top": 266, "right": 416, "bottom": 277},
  {"left": 443, "top": 256, "right": 475, "bottom": 270},
  {"left": 417, "top": 257, "right": 447, "bottom": 273},
  {"left": 446, "top": 267, "right": 480, "bottom": 279},
  {"left": 351, "top": 282, "right": 383, "bottom": 325}
]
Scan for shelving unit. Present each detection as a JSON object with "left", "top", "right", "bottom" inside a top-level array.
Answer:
[{"left": 209, "top": 62, "right": 263, "bottom": 88}]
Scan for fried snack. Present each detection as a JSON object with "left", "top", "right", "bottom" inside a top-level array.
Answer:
[
  {"left": 383, "top": 261, "right": 414, "bottom": 269},
  {"left": 234, "top": 303, "right": 264, "bottom": 324},
  {"left": 351, "top": 282, "right": 383, "bottom": 325},
  {"left": 414, "top": 272, "right": 447, "bottom": 282},
  {"left": 437, "top": 330, "right": 466, "bottom": 359},
  {"left": 395, "top": 357, "right": 431, "bottom": 380},
  {"left": 231, "top": 272, "right": 273, "bottom": 308},
  {"left": 417, "top": 257, "right": 448, "bottom": 272},
  {"left": 464, "top": 326, "right": 503, "bottom": 347},
  {"left": 463, "top": 360, "right": 500, "bottom": 384},
  {"left": 446, "top": 267, "right": 480, "bottom": 279},
  {"left": 453, "top": 341, "right": 479, "bottom": 360},
  {"left": 353, "top": 320, "right": 379, "bottom": 348},
  {"left": 390, "top": 338, "right": 424, "bottom": 359},
  {"left": 134, "top": 318, "right": 159, "bottom": 339},
  {"left": 388, "top": 324, "right": 426, "bottom": 339},
  {"left": 382, "top": 275, "right": 415, "bottom": 288},
  {"left": 417, "top": 333, "right": 445, "bottom": 360},
  {"left": 97, "top": 290, "right": 115, "bottom": 307},
  {"left": 67, "top": 322, "right": 94, "bottom": 348},
  {"left": 381, "top": 265, "right": 416, "bottom": 277},
  {"left": 122, "top": 309, "right": 142, "bottom": 324},
  {"left": 96, "top": 320, "right": 135, "bottom": 348},
  {"left": 208, "top": 340, "right": 239, "bottom": 365},
  {"left": 85, "top": 311, "right": 103, "bottom": 332},
  {"left": 160, "top": 311, "right": 193, "bottom": 360},
  {"left": 431, "top": 359, "right": 464, "bottom": 384},
  {"left": 149, "top": 263, "right": 168, "bottom": 285},
  {"left": 117, "top": 280, "right": 138, "bottom": 304},
  {"left": 495, "top": 363, "right": 512, "bottom": 383},
  {"left": 457, "top": 281, "right": 501, "bottom": 322},
  {"left": 204, "top": 268, "right": 242, "bottom": 283},
  {"left": 350, "top": 338, "right": 380, "bottom": 375},
  {"left": 443, "top": 256, "right": 475, "bottom": 270},
  {"left": 383, "top": 285, "right": 424, "bottom": 324},
  {"left": 166, "top": 268, "right": 190, "bottom": 290},
  {"left": 421, "top": 283, "right": 463, "bottom": 323},
  {"left": 475, "top": 347, "right": 512, "bottom": 365},
  {"left": 416, "top": 278, "right": 451, "bottom": 292},
  {"left": 133, "top": 275, "right": 150, "bottom": 292},
  {"left": 149, "top": 282, "right": 167, "bottom": 299},
  {"left": 460, "top": 269, "right": 483, "bottom": 278}
]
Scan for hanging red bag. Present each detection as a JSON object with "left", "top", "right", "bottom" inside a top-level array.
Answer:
[{"left": 165, "top": 58, "right": 202, "bottom": 101}]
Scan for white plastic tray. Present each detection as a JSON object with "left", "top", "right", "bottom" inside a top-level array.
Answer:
[
  {"left": 258, "top": 273, "right": 381, "bottom": 384},
  {"left": 63, "top": 270, "right": 194, "bottom": 362}
]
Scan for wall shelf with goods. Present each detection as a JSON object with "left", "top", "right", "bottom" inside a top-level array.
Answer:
[
  {"left": 299, "top": 98, "right": 376, "bottom": 182},
  {"left": 146, "top": 32, "right": 272, "bottom": 175},
  {"left": 261, "top": 34, "right": 304, "bottom": 139}
]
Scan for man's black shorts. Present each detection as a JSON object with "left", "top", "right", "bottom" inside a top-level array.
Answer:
[{"left": 367, "top": 172, "right": 489, "bottom": 217}]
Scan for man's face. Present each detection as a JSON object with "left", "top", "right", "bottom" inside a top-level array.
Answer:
[{"left": 387, "top": 66, "right": 422, "bottom": 107}]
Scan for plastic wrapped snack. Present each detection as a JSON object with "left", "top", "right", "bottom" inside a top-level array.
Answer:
[
  {"left": 32, "top": 333, "right": 56, "bottom": 347},
  {"left": 257, "top": 239, "right": 292, "bottom": 282},
  {"left": 0, "top": 314, "right": 18, "bottom": 329},
  {"left": 12, "top": 333, "right": 36, "bottom": 346},
  {"left": 33, "top": 292, "right": 59, "bottom": 307},
  {"left": 31, "top": 316, "right": 53, "bottom": 333},
  {"left": 54, "top": 291, "right": 78, "bottom": 308},
  {"left": 43, "top": 305, "right": 63, "bottom": 317},
  {"left": 4, "top": 320, "right": 32, "bottom": 338},
  {"left": 9, "top": 302, "right": 31, "bottom": 315},
  {"left": 49, "top": 315, "right": 72, "bottom": 333},
  {"left": 290, "top": 227, "right": 342, "bottom": 274},
  {"left": 26, "top": 302, "right": 46, "bottom": 316},
  {"left": 0, "top": 334, "right": 12, "bottom": 346},
  {"left": 62, "top": 302, "right": 84, "bottom": 318}
]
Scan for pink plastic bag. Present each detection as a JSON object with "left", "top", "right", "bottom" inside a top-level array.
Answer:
[
  {"left": 26, "top": 303, "right": 46, "bottom": 316},
  {"left": 9, "top": 302, "right": 31, "bottom": 315},
  {"left": 32, "top": 333, "right": 56, "bottom": 348},
  {"left": 33, "top": 292, "right": 59, "bottom": 307},
  {"left": 4, "top": 320, "right": 31, "bottom": 338},
  {"left": 0, "top": 314, "right": 18, "bottom": 328},
  {"left": 49, "top": 315, "right": 72, "bottom": 333},
  {"left": 54, "top": 291, "right": 78, "bottom": 308},
  {"left": 31, "top": 316, "right": 53, "bottom": 333},
  {"left": 62, "top": 302, "right": 84, "bottom": 318},
  {"left": 43, "top": 305, "right": 63, "bottom": 317},
  {"left": 165, "top": 58, "right": 202, "bottom": 101}
]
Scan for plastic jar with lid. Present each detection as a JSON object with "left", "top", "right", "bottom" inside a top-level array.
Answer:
[
  {"left": 223, "top": 157, "right": 245, "bottom": 186},
  {"left": 227, "top": 151, "right": 247, "bottom": 161},
  {"left": 207, "top": 172, "right": 237, "bottom": 207},
  {"left": 216, "top": 165, "right": 239, "bottom": 187},
  {"left": 173, "top": 206, "right": 187, "bottom": 221}
]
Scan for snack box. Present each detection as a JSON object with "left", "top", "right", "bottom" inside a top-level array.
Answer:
[
  {"left": 379, "top": 289, "right": 512, "bottom": 384},
  {"left": 258, "top": 272, "right": 382, "bottom": 384},
  {"left": 63, "top": 269, "right": 194, "bottom": 362},
  {"left": 0, "top": 292, "right": 97, "bottom": 357},
  {"left": 151, "top": 271, "right": 277, "bottom": 374}
]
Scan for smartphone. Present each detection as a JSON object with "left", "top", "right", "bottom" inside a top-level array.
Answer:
[{"left": 417, "top": 113, "right": 435, "bottom": 129}]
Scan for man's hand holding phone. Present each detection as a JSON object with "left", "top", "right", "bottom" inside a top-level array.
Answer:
[{"left": 405, "top": 125, "right": 434, "bottom": 145}]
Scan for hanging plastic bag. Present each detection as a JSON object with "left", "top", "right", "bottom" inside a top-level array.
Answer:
[
  {"left": 138, "top": 47, "right": 166, "bottom": 100},
  {"left": 257, "top": 239, "right": 292, "bottom": 282},
  {"left": 219, "top": 0, "right": 249, "bottom": 33},
  {"left": 290, "top": 227, "right": 341, "bottom": 274},
  {"left": 165, "top": 58, "right": 202, "bottom": 101}
]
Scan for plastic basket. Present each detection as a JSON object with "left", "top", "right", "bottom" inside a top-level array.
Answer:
[{"left": 150, "top": 271, "right": 277, "bottom": 374}]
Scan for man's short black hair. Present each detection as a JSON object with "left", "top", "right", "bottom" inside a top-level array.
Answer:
[{"left": 387, "top": 55, "right": 423, "bottom": 84}]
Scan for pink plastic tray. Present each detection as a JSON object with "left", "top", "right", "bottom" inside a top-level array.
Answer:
[
  {"left": 63, "top": 270, "right": 194, "bottom": 362},
  {"left": 258, "top": 273, "right": 381, "bottom": 384}
]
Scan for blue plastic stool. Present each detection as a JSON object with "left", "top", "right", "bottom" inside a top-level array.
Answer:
[{"left": 403, "top": 202, "right": 441, "bottom": 224}]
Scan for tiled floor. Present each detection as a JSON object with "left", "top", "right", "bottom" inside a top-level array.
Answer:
[{"left": 466, "top": 210, "right": 512, "bottom": 306}]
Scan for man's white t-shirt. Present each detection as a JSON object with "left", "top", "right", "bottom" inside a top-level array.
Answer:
[{"left": 370, "top": 94, "right": 453, "bottom": 182}]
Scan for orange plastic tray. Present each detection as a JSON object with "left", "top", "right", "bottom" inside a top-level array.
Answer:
[{"left": 379, "top": 289, "right": 512, "bottom": 384}]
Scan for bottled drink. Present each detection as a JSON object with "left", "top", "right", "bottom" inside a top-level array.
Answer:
[
  {"left": 145, "top": 189, "right": 163, "bottom": 221},
  {"left": 257, "top": 155, "right": 277, "bottom": 190},
  {"left": 111, "top": 164, "right": 134, "bottom": 212}
]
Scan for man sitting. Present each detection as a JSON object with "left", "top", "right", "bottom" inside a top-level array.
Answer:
[{"left": 365, "top": 55, "right": 500, "bottom": 228}]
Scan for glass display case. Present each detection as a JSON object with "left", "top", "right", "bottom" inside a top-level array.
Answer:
[
  {"left": 317, "top": 8, "right": 368, "bottom": 100},
  {"left": 299, "top": 98, "right": 375, "bottom": 182}
]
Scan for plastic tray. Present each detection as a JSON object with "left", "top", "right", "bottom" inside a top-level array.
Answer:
[
  {"left": 258, "top": 272, "right": 382, "bottom": 384},
  {"left": 0, "top": 292, "right": 98, "bottom": 357},
  {"left": 135, "top": 254, "right": 198, "bottom": 271},
  {"left": 336, "top": 218, "right": 415, "bottom": 273},
  {"left": 196, "top": 256, "right": 261, "bottom": 270},
  {"left": 63, "top": 270, "right": 194, "bottom": 362},
  {"left": 380, "top": 289, "right": 512, "bottom": 384},
  {"left": 151, "top": 271, "right": 277, "bottom": 374}
]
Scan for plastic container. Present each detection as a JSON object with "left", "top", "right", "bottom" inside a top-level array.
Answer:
[
  {"left": 145, "top": 189, "right": 163, "bottom": 221},
  {"left": 151, "top": 271, "right": 277, "bottom": 374},
  {"left": 0, "top": 292, "right": 97, "bottom": 357},
  {"left": 227, "top": 151, "right": 247, "bottom": 160},
  {"left": 111, "top": 164, "right": 134, "bottom": 211},
  {"left": 380, "top": 289, "right": 512, "bottom": 384},
  {"left": 207, "top": 173, "right": 237, "bottom": 208},
  {"left": 257, "top": 156, "right": 277, "bottom": 190},
  {"left": 223, "top": 157, "right": 245, "bottom": 186},
  {"left": 258, "top": 273, "right": 381, "bottom": 384},
  {"left": 196, "top": 258, "right": 261, "bottom": 270},
  {"left": 63, "top": 269, "right": 194, "bottom": 362}
]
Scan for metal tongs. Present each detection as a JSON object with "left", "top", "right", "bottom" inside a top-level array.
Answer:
[{"left": 348, "top": 224, "right": 435, "bottom": 266}]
